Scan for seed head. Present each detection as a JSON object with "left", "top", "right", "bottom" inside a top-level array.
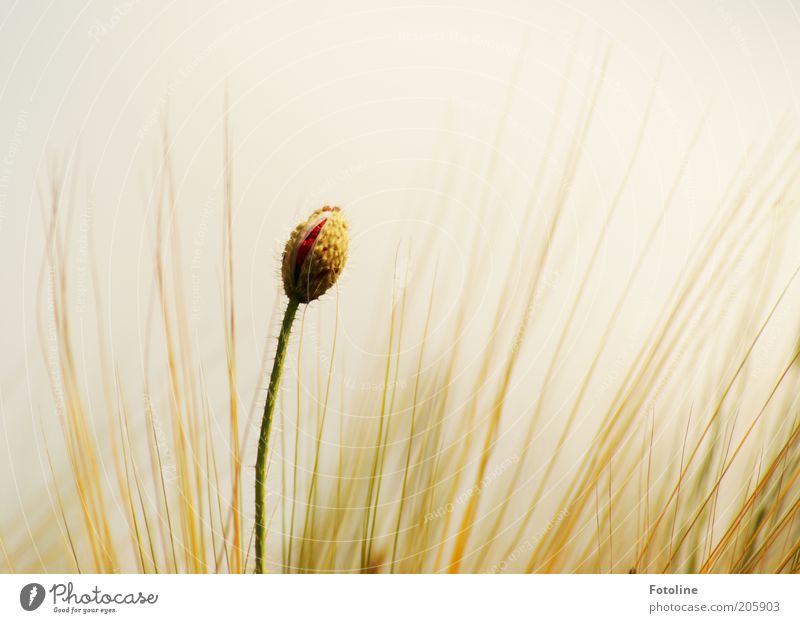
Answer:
[{"left": 281, "top": 206, "right": 349, "bottom": 304}]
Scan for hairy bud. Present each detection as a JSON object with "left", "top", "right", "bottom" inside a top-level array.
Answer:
[{"left": 281, "top": 206, "right": 349, "bottom": 303}]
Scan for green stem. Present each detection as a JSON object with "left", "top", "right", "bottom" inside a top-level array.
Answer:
[{"left": 255, "top": 297, "right": 300, "bottom": 573}]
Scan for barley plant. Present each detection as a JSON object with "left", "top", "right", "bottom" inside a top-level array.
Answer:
[{"left": 3, "top": 56, "right": 800, "bottom": 575}]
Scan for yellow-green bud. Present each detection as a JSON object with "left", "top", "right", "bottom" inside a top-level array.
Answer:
[{"left": 281, "top": 206, "right": 349, "bottom": 304}]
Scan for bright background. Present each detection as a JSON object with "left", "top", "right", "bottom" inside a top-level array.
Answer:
[{"left": 2, "top": 0, "right": 800, "bottom": 570}]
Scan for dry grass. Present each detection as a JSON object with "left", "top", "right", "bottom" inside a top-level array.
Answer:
[{"left": 4, "top": 66, "right": 800, "bottom": 574}]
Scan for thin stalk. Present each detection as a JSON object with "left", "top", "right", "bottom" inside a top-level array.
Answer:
[
  {"left": 300, "top": 291, "right": 340, "bottom": 570},
  {"left": 255, "top": 297, "right": 300, "bottom": 573},
  {"left": 287, "top": 306, "right": 308, "bottom": 571},
  {"left": 390, "top": 267, "right": 437, "bottom": 572}
]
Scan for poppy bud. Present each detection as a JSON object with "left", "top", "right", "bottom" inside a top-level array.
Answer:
[{"left": 281, "top": 206, "right": 349, "bottom": 303}]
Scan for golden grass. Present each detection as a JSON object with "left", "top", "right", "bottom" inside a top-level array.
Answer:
[{"left": 5, "top": 62, "right": 800, "bottom": 574}]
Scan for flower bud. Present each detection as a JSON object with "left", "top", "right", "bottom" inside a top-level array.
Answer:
[{"left": 281, "top": 206, "right": 349, "bottom": 303}]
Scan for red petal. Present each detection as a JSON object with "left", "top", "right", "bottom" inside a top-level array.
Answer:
[{"left": 293, "top": 218, "right": 327, "bottom": 282}]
